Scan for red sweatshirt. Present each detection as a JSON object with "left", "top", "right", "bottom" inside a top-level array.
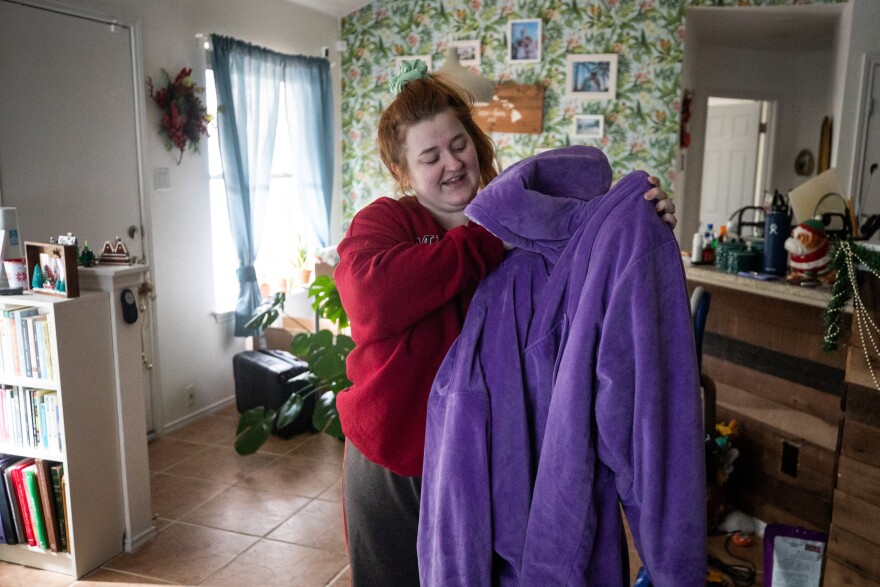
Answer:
[{"left": 334, "top": 196, "right": 505, "bottom": 476}]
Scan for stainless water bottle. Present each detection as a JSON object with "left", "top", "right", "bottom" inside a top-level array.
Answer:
[{"left": 762, "top": 191, "right": 791, "bottom": 276}]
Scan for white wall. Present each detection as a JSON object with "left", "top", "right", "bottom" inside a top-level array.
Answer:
[
  {"left": 61, "top": 0, "right": 342, "bottom": 430},
  {"left": 836, "top": 0, "right": 880, "bottom": 196}
]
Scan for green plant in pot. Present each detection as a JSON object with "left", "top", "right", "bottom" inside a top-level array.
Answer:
[{"left": 235, "top": 275, "right": 353, "bottom": 455}]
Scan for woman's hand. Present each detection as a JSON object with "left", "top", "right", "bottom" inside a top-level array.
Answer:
[{"left": 644, "top": 176, "right": 676, "bottom": 229}]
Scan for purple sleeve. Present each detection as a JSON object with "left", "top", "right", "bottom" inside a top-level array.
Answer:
[
  {"left": 595, "top": 240, "right": 707, "bottom": 586},
  {"left": 418, "top": 325, "right": 493, "bottom": 587}
]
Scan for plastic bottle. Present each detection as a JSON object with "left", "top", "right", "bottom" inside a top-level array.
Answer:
[{"left": 702, "top": 231, "right": 716, "bottom": 264}]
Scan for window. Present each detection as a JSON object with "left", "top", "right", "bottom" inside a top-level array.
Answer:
[{"left": 206, "top": 68, "right": 318, "bottom": 312}]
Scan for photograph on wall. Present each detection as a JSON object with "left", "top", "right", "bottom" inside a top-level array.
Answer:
[
  {"left": 508, "top": 19, "right": 541, "bottom": 64},
  {"left": 451, "top": 40, "right": 481, "bottom": 67},
  {"left": 395, "top": 55, "right": 432, "bottom": 72},
  {"left": 567, "top": 54, "right": 618, "bottom": 101},
  {"left": 573, "top": 114, "right": 604, "bottom": 139}
]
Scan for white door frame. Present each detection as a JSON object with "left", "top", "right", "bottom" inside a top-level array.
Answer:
[{"left": 852, "top": 52, "right": 880, "bottom": 221}]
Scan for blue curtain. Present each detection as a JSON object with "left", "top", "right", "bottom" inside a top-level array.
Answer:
[
  {"left": 284, "top": 56, "right": 334, "bottom": 248},
  {"left": 211, "top": 35, "right": 334, "bottom": 336}
]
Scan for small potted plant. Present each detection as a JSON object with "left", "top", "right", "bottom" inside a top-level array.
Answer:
[
  {"left": 293, "top": 236, "right": 313, "bottom": 286},
  {"left": 235, "top": 275, "right": 352, "bottom": 454}
]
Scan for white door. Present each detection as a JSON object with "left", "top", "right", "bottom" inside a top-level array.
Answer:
[
  {"left": 857, "top": 61, "right": 880, "bottom": 223},
  {"left": 700, "top": 98, "right": 763, "bottom": 231},
  {"left": 0, "top": 0, "right": 156, "bottom": 433}
]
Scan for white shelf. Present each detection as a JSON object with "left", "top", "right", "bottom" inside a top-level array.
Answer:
[{"left": 0, "top": 291, "right": 124, "bottom": 578}]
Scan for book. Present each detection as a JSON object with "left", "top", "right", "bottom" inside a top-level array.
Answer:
[
  {"left": 34, "top": 390, "right": 53, "bottom": 449},
  {"left": 60, "top": 472, "right": 70, "bottom": 553},
  {"left": 32, "top": 316, "right": 49, "bottom": 380},
  {"left": 2, "top": 460, "right": 27, "bottom": 544},
  {"left": 23, "top": 464, "right": 48, "bottom": 549},
  {"left": 24, "top": 315, "right": 39, "bottom": 378},
  {"left": 0, "top": 308, "right": 21, "bottom": 376},
  {"left": 0, "top": 454, "right": 22, "bottom": 544},
  {"left": 49, "top": 463, "right": 66, "bottom": 552},
  {"left": 34, "top": 459, "right": 59, "bottom": 551},
  {"left": 44, "top": 315, "right": 57, "bottom": 380},
  {"left": 9, "top": 458, "right": 36, "bottom": 546},
  {"left": 8, "top": 307, "right": 38, "bottom": 377},
  {"left": 43, "top": 392, "right": 60, "bottom": 452}
]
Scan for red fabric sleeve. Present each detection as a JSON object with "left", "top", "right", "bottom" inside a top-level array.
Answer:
[{"left": 335, "top": 198, "right": 505, "bottom": 340}]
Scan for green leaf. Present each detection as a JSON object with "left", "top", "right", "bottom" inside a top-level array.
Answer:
[
  {"left": 276, "top": 392, "right": 304, "bottom": 430},
  {"left": 235, "top": 407, "right": 276, "bottom": 455},
  {"left": 313, "top": 390, "right": 344, "bottom": 440},
  {"left": 244, "top": 292, "right": 286, "bottom": 331},
  {"left": 308, "top": 276, "right": 349, "bottom": 329}
]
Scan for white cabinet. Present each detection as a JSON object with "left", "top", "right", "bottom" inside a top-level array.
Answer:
[{"left": 0, "top": 291, "right": 123, "bottom": 578}]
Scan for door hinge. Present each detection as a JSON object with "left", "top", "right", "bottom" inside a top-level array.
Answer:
[{"left": 759, "top": 122, "right": 768, "bottom": 134}]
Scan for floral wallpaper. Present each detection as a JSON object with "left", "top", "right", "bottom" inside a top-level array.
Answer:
[{"left": 340, "top": 0, "right": 840, "bottom": 228}]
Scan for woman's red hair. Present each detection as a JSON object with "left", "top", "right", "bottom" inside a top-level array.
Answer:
[{"left": 377, "top": 73, "right": 498, "bottom": 195}]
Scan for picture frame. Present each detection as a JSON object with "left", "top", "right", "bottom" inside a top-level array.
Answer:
[
  {"left": 572, "top": 114, "right": 605, "bottom": 139},
  {"left": 395, "top": 55, "right": 432, "bottom": 72},
  {"left": 25, "top": 241, "right": 80, "bottom": 298},
  {"left": 451, "top": 40, "right": 481, "bottom": 67},
  {"left": 566, "top": 54, "right": 618, "bottom": 101},
  {"left": 508, "top": 19, "right": 541, "bottom": 64}
]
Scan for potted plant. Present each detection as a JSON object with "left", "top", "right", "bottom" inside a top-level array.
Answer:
[
  {"left": 235, "top": 275, "right": 352, "bottom": 455},
  {"left": 293, "top": 236, "right": 313, "bottom": 286}
]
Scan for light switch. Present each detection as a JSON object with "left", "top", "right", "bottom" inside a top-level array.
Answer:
[{"left": 154, "top": 167, "right": 170, "bottom": 191}]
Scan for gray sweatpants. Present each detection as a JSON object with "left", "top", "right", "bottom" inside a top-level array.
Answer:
[{"left": 343, "top": 439, "right": 422, "bottom": 586}]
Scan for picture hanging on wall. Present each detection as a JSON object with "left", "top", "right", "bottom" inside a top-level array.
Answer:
[
  {"left": 451, "top": 40, "right": 481, "bottom": 67},
  {"left": 395, "top": 55, "right": 432, "bottom": 72},
  {"left": 508, "top": 19, "right": 541, "bottom": 64},
  {"left": 573, "top": 114, "right": 604, "bottom": 139},
  {"left": 566, "top": 54, "right": 618, "bottom": 101}
]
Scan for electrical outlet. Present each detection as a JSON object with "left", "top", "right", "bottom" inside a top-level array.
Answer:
[{"left": 186, "top": 384, "right": 196, "bottom": 407}]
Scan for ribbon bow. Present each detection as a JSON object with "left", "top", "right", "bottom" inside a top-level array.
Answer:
[{"left": 389, "top": 59, "right": 429, "bottom": 94}]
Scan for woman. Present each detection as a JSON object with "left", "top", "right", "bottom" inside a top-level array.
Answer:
[{"left": 333, "top": 65, "right": 676, "bottom": 585}]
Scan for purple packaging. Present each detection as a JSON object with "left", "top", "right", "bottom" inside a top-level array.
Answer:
[{"left": 763, "top": 524, "right": 829, "bottom": 587}]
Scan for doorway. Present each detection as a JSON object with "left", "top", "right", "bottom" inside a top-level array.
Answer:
[{"left": 699, "top": 97, "right": 771, "bottom": 232}]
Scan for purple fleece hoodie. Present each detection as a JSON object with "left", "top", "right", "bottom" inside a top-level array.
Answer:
[{"left": 418, "top": 146, "right": 706, "bottom": 586}]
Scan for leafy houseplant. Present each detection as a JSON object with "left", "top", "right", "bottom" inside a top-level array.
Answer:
[{"left": 235, "top": 275, "right": 353, "bottom": 455}]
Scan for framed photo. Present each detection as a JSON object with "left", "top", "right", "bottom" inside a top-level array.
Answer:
[
  {"left": 573, "top": 114, "right": 605, "bottom": 139},
  {"left": 567, "top": 54, "right": 618, "bottom": 101},
  {"left": 508, "top": 19, "right": 541, "bottom": 64},
  {"left": 451, "top": 40, "right": 481, "bottom": 67},
  {"left": 395, "top": 55, "right": 432, "bottom": 72},
  {"left": 25, "top": 241, "right": 79, "bottom": 298}
]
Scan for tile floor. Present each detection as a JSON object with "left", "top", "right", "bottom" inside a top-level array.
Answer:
[
  {"left": 0, "top": 402, "right": 351, "bottom": 586},
  {"left": 0, "top": 402, "right": 687, "bottom": 587}
]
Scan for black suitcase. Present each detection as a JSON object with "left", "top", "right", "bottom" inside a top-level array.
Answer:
[{"left": 232, "top": 349, "right": 317, "bottom": 437}]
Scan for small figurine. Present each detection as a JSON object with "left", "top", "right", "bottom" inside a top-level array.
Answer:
[
  {"left": 78, "top": 240, "right": 97, "bottom": 267},
  {"left": 98, "top": 236, "right": 131, "bottom": 265},
  {"left": 784, "top": 218, "right": 835, "bottom": 285}
]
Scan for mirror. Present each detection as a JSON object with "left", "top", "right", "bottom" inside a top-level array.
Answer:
[
  {"left": 680, "top": 4, "right": 844, "bottom": 242},
  {"left": 0, "top": 0, "right": 147, "bottom": 262},
  {"left": 699, "top": 97, "right": 770, "bottom": 233}
]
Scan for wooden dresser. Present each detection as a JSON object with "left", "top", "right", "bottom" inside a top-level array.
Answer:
[{"left": 823, "top": 270, "right": 880, "bottom": 585}]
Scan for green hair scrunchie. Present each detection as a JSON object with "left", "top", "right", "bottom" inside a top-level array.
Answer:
[{"left": 389, "top": 59, "right": 429, "bottom": 94}]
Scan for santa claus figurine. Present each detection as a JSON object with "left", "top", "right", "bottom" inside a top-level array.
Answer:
[{"left": 784, "top": 218, "right": 835, "bottom": 284}]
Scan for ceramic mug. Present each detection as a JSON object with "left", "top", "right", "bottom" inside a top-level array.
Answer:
[{"left": 4, "top": 258, "right": 28, "bottom": 289}]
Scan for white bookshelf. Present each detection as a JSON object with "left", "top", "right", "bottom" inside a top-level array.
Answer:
[{"left": 0, "top": 291, "right": 123, "bottom": 578}]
